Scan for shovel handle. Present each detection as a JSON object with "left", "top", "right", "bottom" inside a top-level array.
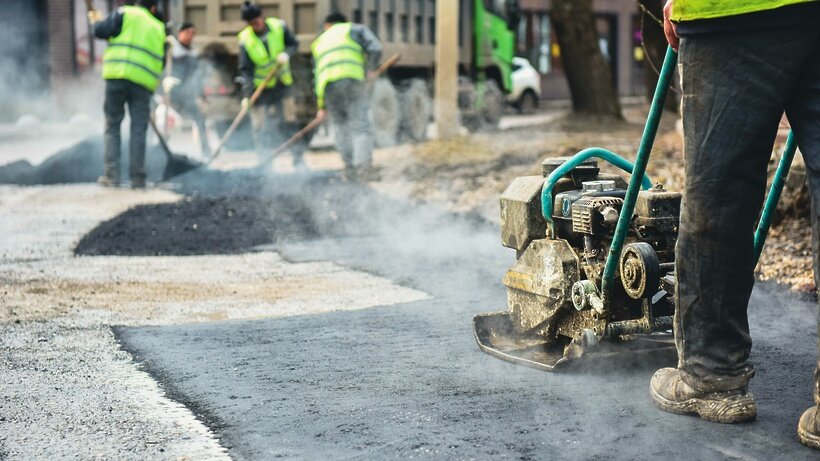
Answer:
[
  {"left": 371, "top": 53, "right": 401, "bottom": 79},
  {"left": 209, "top": 62, "right": 283, "bottom": 163},
  {"left": 148, "top": 117, "right": 175, "bottom": 161},
  {"left": 260, "top": 111, "right": 327, "bottom": 165},
  {"left": 84, "top": 0, "right": 94, "bottom": 12}
]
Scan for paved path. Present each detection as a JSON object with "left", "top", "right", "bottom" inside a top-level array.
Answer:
[{"left": 117, "top": 183, "right": 820, "bottom": 460}]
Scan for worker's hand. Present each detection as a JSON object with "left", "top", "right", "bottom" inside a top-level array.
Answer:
[
  {"left": 367, "top": 70, "right": 378, "bottom": 80},
  {"left": 316, "top": 109, "right": 327, "bottom": 121},
  {"left": 276, "top": 52, "right": 290, "bottom": 66},
  {"left": 663, "top": 0, "right": 679, "bottom": 51},
  {"left": 241, "top": 97, "right": 250, "bottom": 110},
  {"left": 87, "top": 9, "right": 104, "bottom": 24},
  {"left": 161, "top": 76, "right": 180, "bottom": 94}
]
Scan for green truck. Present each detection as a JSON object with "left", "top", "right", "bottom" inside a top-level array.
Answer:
[{"left": 170, "top": 0, "right": 519, "bottom": 146}]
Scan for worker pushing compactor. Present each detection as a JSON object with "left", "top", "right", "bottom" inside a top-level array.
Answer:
[
  {"left": 312, "top": 12, "right": 382, "bottom": 179},
  {"left": 88, "top": 0, "right": 165, "bottom": 189},
  {"left": 654, "top": 0, "right": 820, "bottom": 450},
  {"left": 237, "top": 1, "right": 300, "bottom": 167}
]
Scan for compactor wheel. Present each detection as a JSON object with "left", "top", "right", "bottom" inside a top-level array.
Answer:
[{"left": 619, "top": 242, "right": 661, "bottom": 300}]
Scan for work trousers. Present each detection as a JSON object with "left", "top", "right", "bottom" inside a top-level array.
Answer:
[
  {"left": 249, "top": 85, "right": 298, "bottom": 161},
  {"left": 103, "top": 79, "right": 151, "bottom": 183},
  {"left": 675, "top": 28, "right": 820, "bottom": 397},
  {"left": 170, "top": 88, "right": 211, "bottom": 156},
  {"left": 324, "top": 78, "right": 373, "bottom": 171}
]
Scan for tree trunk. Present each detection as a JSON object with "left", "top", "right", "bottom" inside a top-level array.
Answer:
[
  {"left": 638, "top": 0, "right": 678, "bottom": 112},
  {"left": 550, "top": 0, "right": 622, "bottom": 118}
]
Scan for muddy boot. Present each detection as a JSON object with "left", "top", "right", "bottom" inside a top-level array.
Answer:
[
  {"left": 97, "top": 175, "right": 119, "bottom": 188},
  {"left": 650, "top": 368, "right": 756, "bottom": 423},
  {"left": 130, "top": 176, "right": 146, "bottom": 189},
  {"left": 798, "top": 406, "right": 820, "bottom": 449}
]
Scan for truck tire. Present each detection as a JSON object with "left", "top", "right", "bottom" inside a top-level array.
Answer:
[
  {"left": 399, "top": 79, "right": 431, "bottom": 142},
  {"left": 370, "top": 78, "right": 400, "bottom": 147},
  {"left": 481, "top": 79, "right": 505, "bottom": 129},
  {"left": 517, "top": 89, "right": 539, "bottom": 115}
]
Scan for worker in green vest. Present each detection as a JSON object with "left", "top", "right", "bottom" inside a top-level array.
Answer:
[
  {"left": 88, "top": 0, "right": 165, "bottom": 189},
  {"left": 653, "top": 0, "right": 820, "bottom": 449},
  {"left": 238, "top": 1, "right": 300, "bottom": 167},
  {"left": 312, "top": 12, "right": 382, "bottom": 179}
]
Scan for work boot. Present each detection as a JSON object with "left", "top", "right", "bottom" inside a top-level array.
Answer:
[
  {"left": 650, "top": 368, "right": 756, "bottom": 423},
  {"left": 130, "top": 177, "right": 146, "bottom": 189},
  {"left": 97, "top": 175, "right": 119, "bottom": 188},
  {"left": 798, "top": 405, "right": 820, "bottom": 449}
]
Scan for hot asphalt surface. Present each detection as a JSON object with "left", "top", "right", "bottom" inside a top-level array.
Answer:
[{"left": 113, "top": 176, "right": 820, "bottom": 460}]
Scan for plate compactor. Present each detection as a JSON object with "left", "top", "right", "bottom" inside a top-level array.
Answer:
[{"left": 473, "top": 47, "right": 799, "bottom": 371}]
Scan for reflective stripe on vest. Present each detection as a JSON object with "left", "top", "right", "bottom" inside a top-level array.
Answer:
[
  {"left": 102, "top": 6, "right": 165, "bottom": 91},
  {"left": 311, "top": 23, "right": 366, "bottom": 108},
  {"left": 237, "top": 18, "right": 293, "bottom": 89},
  {"left": 672, "top": 0, "right": 817, "bottom": 21}
]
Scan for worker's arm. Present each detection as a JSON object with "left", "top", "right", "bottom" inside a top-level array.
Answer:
[
  {"left": 282, "top": 21, "right": 299, "bottom": 57},
  {"left": 238, "top": 44, "right": 256, "bottom": 98},
  {"left": 93, "top": 10, "right": 124, "bottom": 39},
  {"left": 350, "top": 24, "right": 382, "bottom": 70}
]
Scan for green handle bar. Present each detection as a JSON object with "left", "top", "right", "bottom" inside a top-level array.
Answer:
[
  {"left": 539, "top": 44, "right": 795, "bottom": 309},
  {"left": 754, "top": 131, "right": 798, "bottom": 263}
]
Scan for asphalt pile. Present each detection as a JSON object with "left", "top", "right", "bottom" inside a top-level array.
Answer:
[
  {"left": 74, "top": 194, "right": 316, "bottom": 256},
  {"left": 0, "top": 136, "right": 176, "bottom": 185}
]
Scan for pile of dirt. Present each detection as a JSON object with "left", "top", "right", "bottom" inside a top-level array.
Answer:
[
  {"left": 0, "top": 136, "right": 180, "bottom": 185},
  {"left": 74, "top": 195, "right": 316, "bottom": 256}
]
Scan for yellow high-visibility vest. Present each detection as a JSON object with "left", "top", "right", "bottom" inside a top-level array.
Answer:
[
  {"left": 311, "top": 23, "right": 366, "bottom": 108},
  {"left": 672, "top": 0, "right": 818, "bottom": 21},
  {"left": 102, "top": 5, "right": 165, "bottom": 91},
  {"left": 238, "top": 18, "right": 294, "bottom": 89}
]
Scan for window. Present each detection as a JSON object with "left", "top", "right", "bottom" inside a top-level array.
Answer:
[
  {"left": 400, "top": 14, "right": 409, "bottom": 42},
  {"left": 428, "top": 17, "right": 435, "bottom": 44},
  {"left": 369, "top": 10, "right": 379, "bottom": 36},
  {"left": 385, "top": 12, "right": 395, "bottom": 41},
  {"left": 415, "top": 15, "right": 423, "bottom": 43}
]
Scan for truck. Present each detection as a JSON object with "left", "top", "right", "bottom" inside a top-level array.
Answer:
[{"left": 168, "top": 0, "right": 519, "bottom": 147}]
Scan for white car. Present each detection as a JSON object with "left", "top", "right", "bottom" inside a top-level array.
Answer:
[{"left": 508, "top": 57, "right": 541, "bottom": 114}]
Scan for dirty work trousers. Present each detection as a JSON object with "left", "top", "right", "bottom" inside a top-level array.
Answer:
[
  {"left": 324, "top": 78, "right": 373, "bottom": 171},
  {"left": 170, "top": 88, "right": 212, "bottom": 157},
  {"left": 249, "top": 85, "right": 298, "bottom": 162},
  {"left": 675, "top": 28, "right": 820, "bottom": 396},
  {"left": 103, "top": 79, "right": 151, "bottom": 183}
]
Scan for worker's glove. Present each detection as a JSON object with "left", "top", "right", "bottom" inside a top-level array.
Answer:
[
  {"left": 276, "top": 52, "right": 290, "bottom": 66},
  {"left": 241, "top": 97, "right": 250, "bottom": 110},
  {"left": 161, "top": 76, "right": 180, "bottom": 95},
  {"left": 87, "top": 9, "right": 104, "bottom": 24}
]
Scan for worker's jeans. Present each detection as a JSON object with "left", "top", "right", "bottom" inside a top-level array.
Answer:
[
  {"left": 249, "top": 85, "right": 298, "bottom": 161},
  {"left": 676, "top": 28, "right": 820, "bottom": 395},
  {"left": 325, "top": 79, "right": 373, "bottom": 170},
  {"left": 103, "top": 79, "right": 151, "bottom": 183},
  {"left": 170, "top": 89, "right": 212, "bottom": 156}
]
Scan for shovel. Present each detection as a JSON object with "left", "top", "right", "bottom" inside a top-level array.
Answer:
[
  {"left": 208, "top": 62, "right": 284, "bottom": 163},
  {"left": 148, "top": 117, "right": 204, "bottom": 180}
]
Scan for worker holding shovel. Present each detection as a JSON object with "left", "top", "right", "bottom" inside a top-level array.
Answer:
[
  {"left": 237, "top": 1, "right": 300, "bottom": 166},
  {"left": 88, "top": 0, "right": 165, "bottom": 189},
  {"left": 652, "top": 0, "right": 820, "bottom": 449},
  {"left": 312, "top": 12, "right": 382, "bottom": 180}
]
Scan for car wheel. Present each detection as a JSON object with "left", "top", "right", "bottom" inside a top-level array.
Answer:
[{"left": 518, "top": 90, "right": 539, "bottom": 115}]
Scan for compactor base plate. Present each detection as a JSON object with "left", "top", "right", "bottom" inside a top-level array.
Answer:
[{"left": 473, "top": 311, "right": 677, "bottom": 371}]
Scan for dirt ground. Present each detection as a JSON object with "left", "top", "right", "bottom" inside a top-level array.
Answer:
[{"left": 375, "top": 107, "right": 816, "bottom": 295}]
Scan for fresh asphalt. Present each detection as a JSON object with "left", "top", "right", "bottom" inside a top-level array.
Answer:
[{"left": 115, "top": 181, "right": 819, "bottom": 460}]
